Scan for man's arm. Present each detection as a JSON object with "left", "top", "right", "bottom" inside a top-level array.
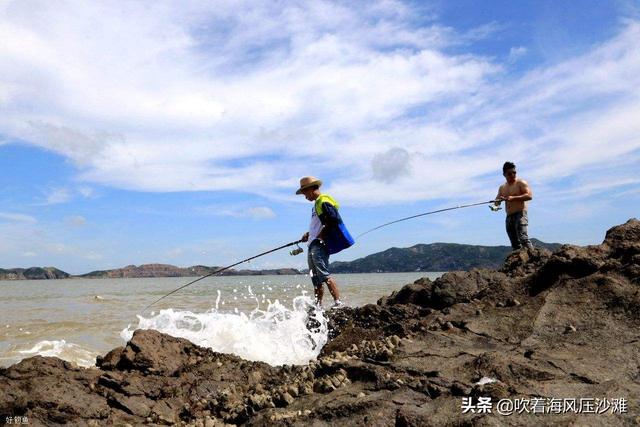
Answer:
[{"left": 495, "top": 185, "right": 504, "bottom": 205}]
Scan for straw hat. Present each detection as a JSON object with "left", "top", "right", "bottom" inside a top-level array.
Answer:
[{"left": 295, "top": 176, "right": 322, "bottom": 194}]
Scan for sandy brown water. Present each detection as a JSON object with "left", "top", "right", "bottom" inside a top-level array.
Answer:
[{"left": 0, "top": 272, "right": 442, "bottom": 367}]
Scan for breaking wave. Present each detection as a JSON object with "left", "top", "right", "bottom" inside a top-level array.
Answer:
[{"left": 121, "top": 295, "right": 327, "bottom": 366}]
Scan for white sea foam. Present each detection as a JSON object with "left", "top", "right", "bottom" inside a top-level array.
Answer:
[
  {"left": 6, "top": 340, "right": 99, "bottom": 367},
  {"left": 121, "top": 296, "right": 327, "bottom": 366}
]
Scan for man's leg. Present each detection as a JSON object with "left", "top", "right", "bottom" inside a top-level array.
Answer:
[
  {"left": 325, "top": 276, "right": 340, "bottom": 301},
  {"left": 505, "top": 215, "right": 521, "bottom": 250},
  {"left": 313, "top": 240, "right": 341, "bottom": 304},
  {"left": 313, "top": 283, "right": 324, "bottom": 305},
  {"left": 308, "top": 243, "right": 324, "bottom": 306},
  {"left": 517, "top": 211, "right": 534, "bottom": 249}
]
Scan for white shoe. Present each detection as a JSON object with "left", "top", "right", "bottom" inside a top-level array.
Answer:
[{"left": 332, "top": 300, "right": 344, "bottom": 308}]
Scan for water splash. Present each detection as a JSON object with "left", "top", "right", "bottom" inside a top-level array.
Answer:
[
  {"left": 0, "top": 340, "right": 100, "bottom": 367},
  {"left": 121, "top": 296, "right": 327, "bottom": 366}
]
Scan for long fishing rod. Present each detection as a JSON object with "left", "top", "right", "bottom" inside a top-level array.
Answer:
[
  {"left": 143, "top": 239, "right": 303, "bottom": 311},
  {"left": 144, "top": 200, "right": 498, "bottom": 310},
  {"left": 356, "top": 199, "right": 499, "bottom": 239}
]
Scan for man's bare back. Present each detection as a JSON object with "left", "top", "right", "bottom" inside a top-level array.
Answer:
[{"left": 497, "top": 178, "right": 531, "bottom": 215}]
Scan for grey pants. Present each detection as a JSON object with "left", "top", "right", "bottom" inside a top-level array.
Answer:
[{"left": 506, "top": 211, "right": 533, "bottom": 250}]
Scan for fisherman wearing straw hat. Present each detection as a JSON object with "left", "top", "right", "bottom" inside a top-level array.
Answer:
[{"left": 297, "top": 176, "right": 354, "bottom": 308}]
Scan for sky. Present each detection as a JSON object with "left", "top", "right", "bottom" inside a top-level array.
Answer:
[{"left": 1, "top": 0, "right": 639, "bottom": 274}]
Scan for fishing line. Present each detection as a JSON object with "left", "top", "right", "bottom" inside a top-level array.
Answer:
[
  {"left": 355, "top": 199, "right": 499, "bottom": 240},
  {"left": 143, "top": 199, "right": 499, "bottom": 310},
  {"left": 143, "top": 239, "right": 303, "bottom": 311}
]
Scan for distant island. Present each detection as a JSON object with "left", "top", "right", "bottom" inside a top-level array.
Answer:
[
  {"left": 0, "top": 239, "right": 562, "bottom": 280},
  {"left": 0, "top": 264, "right": 303, "bottom": 281},
  {"left": 0, "top": 267, "right": 71, "bottom": 280},
  {"left": 329, "top": 238, "right": 562, "bottom": 273}
]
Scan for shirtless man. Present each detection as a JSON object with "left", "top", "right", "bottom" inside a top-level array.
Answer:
[{"left": 495, "top": 161, "right": 533, "bottom": 250}]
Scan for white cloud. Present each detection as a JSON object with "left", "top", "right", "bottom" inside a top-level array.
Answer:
[
  {"left": 371, "top": 147, "right": 412, "bottom": 183},
  {"left": 508, "top": 46, "right": 527, "bottom": 62},
  {"left": 247, "top": 207, "right": 277, "bottom": 220},
  {"left": 0, "top": 212, "right": 37, "bottom": 223},
  {"left": 38, "top": 186, "right": 96, "bottom": 205},
  {"left": 198, "top": 205, "right": 276, "bottom": 220},
  {"left": 43, "top": 188, "right": 72, "bottom": 205},
  {"left": 0, "top": 1, "right": 638, "bottom": 207},
  {"left": 0, "top": 1, "right": 493, "bottom": 195},
  {"left": 78, "top": 186, "right": 94, "bottom": 198}
]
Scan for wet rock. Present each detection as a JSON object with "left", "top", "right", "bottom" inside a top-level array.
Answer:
[
  {"left": 0, "top": 356, "right": 108, "bottom": 423},
  {"left": 96, "top": 346, "right": 125, "bottom": 370},
  {"left": 106, "top": 329, "right": 205, "bottom": 375}
]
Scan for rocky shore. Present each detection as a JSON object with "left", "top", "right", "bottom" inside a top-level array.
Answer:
[{"left": 1, "top": 219, "right": 639, "bottom": 426}]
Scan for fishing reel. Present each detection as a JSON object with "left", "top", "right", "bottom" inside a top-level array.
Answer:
[
  {"left": 489, "top": 204, "right": 502, "bottom": 212},
  {"left": 289, "top": 244, "right": 304, "bottom": 256}
]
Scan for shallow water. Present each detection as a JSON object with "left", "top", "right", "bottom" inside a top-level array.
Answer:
[{"left": 0, "top": 272, "right": 442, "bottom": 367}]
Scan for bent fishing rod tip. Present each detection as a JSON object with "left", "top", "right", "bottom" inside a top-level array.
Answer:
[{"left": 142, "top": 238, "right": 305, "bottom": 311}]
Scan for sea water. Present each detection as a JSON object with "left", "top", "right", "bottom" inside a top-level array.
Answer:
[{"left": 0, "top": 272, "right": 442, "bottom": 367}]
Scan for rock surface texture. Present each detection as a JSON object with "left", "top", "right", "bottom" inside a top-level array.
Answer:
[{"left": 1, "top": 219, "right": 639, "bottom": 426}]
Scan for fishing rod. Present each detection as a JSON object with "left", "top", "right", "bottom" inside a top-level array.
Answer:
[
  {"left": 144, "top": 199, "right": 499, "bottom": 310},
  {"left": 355, "top": 199, "right": 500, "bottom": 239},
  {"left": 143, "top": 239, "right": 303, "bottom": 311}
]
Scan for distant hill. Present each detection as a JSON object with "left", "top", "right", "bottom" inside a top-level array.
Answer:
[
  {"left": 0, "top": 264, "right": 302, "bottom": 281},
  {"left": 330, "top": 239, "right": 562, "bottom": 273},
  {"left": 0, "top": 267, "right": 70, "bottom": 280},
  {"left": 0, "top": 239, "right": 563, "bottom": 280},
  {"left": 80, "top": 264, "right": 302, "bottom": 279}
]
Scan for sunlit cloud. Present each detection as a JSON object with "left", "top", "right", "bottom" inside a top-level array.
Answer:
[
  {"left": 0, "top": 0, "right": 638, "bottom": 209},
  {"left": 198, "top": 205, "right": 276, "bottom": 220},
  {"left": 0, "top": 212, "right": 37, "bottom": 223},
  {"left": 38, "top": 186, "right": 97, "bottom": 206},
  {"left": 42, "top": 188, "right": 72, "bottom": 205}
]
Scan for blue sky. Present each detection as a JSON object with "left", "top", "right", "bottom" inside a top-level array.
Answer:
[{"left": 1, "top": 0, "right": 639, "bottom": 274}]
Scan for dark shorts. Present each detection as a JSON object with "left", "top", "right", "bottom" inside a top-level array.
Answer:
[
  {"left": 506, "top": 210, "right": 533, "bottom": 250},
  {"left": 307, "top": 239, "right": 330, "bottom": 288}
]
